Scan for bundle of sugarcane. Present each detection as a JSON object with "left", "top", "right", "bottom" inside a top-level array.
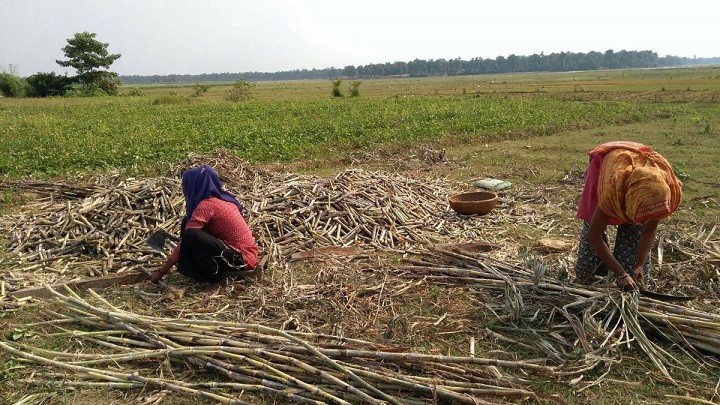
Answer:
[
  {"left": 394, "top": 245, "right": 720, "bottom": 383},
  {"left": 1, "top": 286, "right": 560, "bottom": 404},
  {"left": 654, "top": 223, "right": 720, "bottom": 298}
]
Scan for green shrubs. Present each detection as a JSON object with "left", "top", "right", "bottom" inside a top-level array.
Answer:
[
  {"left": 332, "top": 80, "right": 362, "bottom": 98},
  {"left": 127, "top": 88, "right": 144, "bottom": 97},
  {"left": 226, "top": 80, "right": 254, "bottom": 102},
  {"left": 349, "top": 81, "right": 362, "bottom": 97},
  {"left": 0, "top": 73, "right": 28, "bottom": 97},
  {"left": 26, "top": 72, "right": 75, "bottom": 97},
  {"left": 332, "top": 80, "right": 343, "bottom": 97},
  {"left": 192, "top": 83, "right": 211, "bottom": 97}
]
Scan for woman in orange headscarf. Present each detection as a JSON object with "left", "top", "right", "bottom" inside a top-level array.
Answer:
[{"left": 575, "top": 141, "right": 682, "bottom": 290}]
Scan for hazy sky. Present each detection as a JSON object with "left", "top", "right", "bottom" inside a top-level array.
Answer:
[{"left": 1, "top": 0, "right": 717, "bottom": 77}]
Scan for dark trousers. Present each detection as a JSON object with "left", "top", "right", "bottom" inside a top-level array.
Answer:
[
  {"left": 177, "top": 228, "right": 245, "bottom": 283},
  {"left": 574, "top": 221, "right": 650, "bottom": 282}
]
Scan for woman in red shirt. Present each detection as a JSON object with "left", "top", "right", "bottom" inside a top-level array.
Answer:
[
  {"left": 150, "top": 165, "right": 259, "bottom": 288},
  {"left": 575, "top": 141, "right": 681, "bottom": 290}
]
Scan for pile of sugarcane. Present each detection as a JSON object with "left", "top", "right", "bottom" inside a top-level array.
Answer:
[
  {"left": 2, "top": 286, "right": 557, "bottom": 404},
  {"left": 174, "top": 152, "right": 490, "bottom": 256},
  {"left": 394, "top": 245, "right": 720, "bottom": 383},
  {"left": 2, "top": 156, "right": 511, "bottom": 291},
  {"left": 249, "top": 169, "right": 459, "bottom": 258},
  {"left": 0, "top": 178, "right": 101, "bottom": 199},
  {"left": 653, "top": 223, "right": 720, "bottom": 298},
  {"left": 0, "top": 177, "right": 184, "bottom": 290},
  {"left": 173, "top": 151, "right": 514, "bottom": 257}
]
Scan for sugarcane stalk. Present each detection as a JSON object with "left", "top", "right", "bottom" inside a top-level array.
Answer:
[
  {"left": 19, "top": 379, "right": 144, "bottom": 389},
  {"left": 21, "top": 286, "right": 552, "bottom": 402},
  {"left": 639, "top": 311, "right": 720, "bottom": 330},
  {"left": 0, "top": 341, "right": 247, "bottom": 404},
  {"left": 205, "top": 354, "right": 351, "bottom": 404},
  {"left": 247, "top": 350, "right": 388, "bottom": 404}
]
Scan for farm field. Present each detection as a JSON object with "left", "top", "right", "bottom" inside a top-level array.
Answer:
[
  {"left": 1, "top": 68, "right": 719, "bottom": 404},
  {"left": 124, "top": 66, "right": 720, "bottom": 100}
]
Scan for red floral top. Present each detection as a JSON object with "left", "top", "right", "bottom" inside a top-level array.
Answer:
[{"left": 168, "top": 197, "right": 259, "bottom": 269}]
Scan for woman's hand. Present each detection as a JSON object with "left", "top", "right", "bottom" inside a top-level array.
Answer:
[
  {"left": 587, "top": 207, "right": 627, "bottom": 278},
  {"left": 630, "top": 220, "right": 657, "bottom": 287},
  {"left": 629, "top": 266, "right": 644, "bottom": 285},
  {"left": 149, "top": 260, "right": 172, "bottom": 284},
  {"left": 616, "top": 273, "right": 638, "bottom": 291}
]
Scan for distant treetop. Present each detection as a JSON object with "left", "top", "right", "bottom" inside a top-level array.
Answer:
[{"left": 57, "top": 31, "right": 121, "bottom": 95}]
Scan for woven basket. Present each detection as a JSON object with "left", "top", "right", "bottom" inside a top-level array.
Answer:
[{"left": 449, "top": 191, "right": 498, "bottom": 215}]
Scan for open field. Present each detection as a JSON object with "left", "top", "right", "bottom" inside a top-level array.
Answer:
[
  {"left": 122, "top": 66, "right": 720, "bottom": 100},
  {"left": 0, "top": 95, "right": 665, "bottom": 176},
  {"left": 1, "top": 68, "right": 719, "bottom": 404}
]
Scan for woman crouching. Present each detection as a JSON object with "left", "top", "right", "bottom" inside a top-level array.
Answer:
[{"left": 150, "top": 165, "right": 259, "bottom": 291}]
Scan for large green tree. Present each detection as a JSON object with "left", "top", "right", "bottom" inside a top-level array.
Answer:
[{"left": 56, "top": 31, "right": 121, "bottom": 94}]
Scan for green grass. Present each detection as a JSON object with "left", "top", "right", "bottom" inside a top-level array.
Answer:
[
  {"left": 0, "top": 95, "right": 672, "bottom": 177},
  {"left": 4, "top": 67, "right": 716, "bottom": 179}
]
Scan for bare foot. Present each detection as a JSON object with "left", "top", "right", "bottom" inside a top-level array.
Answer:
[{"left": 202, "top": 282, "right": 224, "bottom": 295}]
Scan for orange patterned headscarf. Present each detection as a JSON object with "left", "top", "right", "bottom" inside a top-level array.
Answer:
[{"left": 594, "top": 141, "right": 682, "bottom": 224}]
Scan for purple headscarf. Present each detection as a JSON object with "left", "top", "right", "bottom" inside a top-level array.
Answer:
[{"left": 182, "top": 165, "right": 245, "bottom": 221}]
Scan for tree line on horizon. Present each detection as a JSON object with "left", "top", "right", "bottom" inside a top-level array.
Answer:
[{"left": 120, "top": 50, "right": 719, "bottom": 85}]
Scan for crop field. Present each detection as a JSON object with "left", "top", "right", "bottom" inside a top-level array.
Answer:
[
  {"left": 1, "top": 95, "right": 665, "bottom": 177},
  {"left": 125, "top": 66, "right": 720, "bottom": 100},
  {"left": 1, "top": 68, "right": 719, "bottom": 404}
]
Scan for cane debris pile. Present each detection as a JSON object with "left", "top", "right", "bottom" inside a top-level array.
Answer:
[
  {"left": 0, "top": 177, "right": 183, "bottom": 291},
  {"left": 394, "top": 245, "right": 720, "bottom": 384},
  {"left": 1, "top": 153, "right": 497, "bottom": 291},
  {"left": 1, "top": 151, "right": 719, "bottom": 402}
]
